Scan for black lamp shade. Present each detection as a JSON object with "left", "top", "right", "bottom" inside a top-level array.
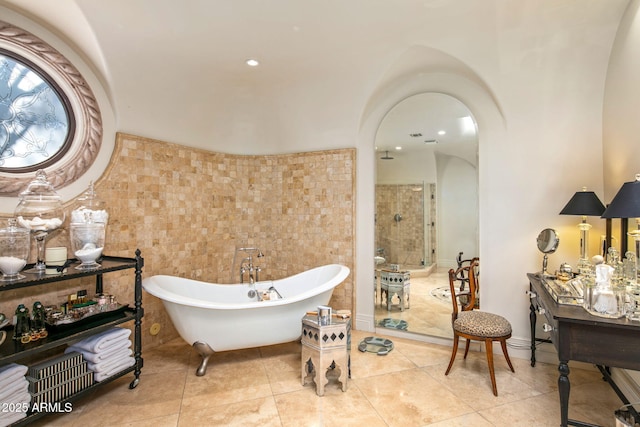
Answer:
[
  {"left": 601, "top": 176, "right": 640, "bottom": 218},
  {"left": 560, "top": 190, "right": 605, "bottom": 216}
]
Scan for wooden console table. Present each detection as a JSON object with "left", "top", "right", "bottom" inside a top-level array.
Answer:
[{"left": 528, "top": 273, "right": 640, "bottom": 427}]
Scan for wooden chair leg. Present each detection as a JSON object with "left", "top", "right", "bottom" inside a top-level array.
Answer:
[
  {"left": 445, "top": 334, "right": 459, "bottom": 375},
  {"left": 463, "top": 338, "right": 471, "bottom": 359},
  {"left": 485, "top": 339, "right": 498, "bottom": 396},
  {"left": 500, "top": 338, "right": 515, "bottom": 373}
]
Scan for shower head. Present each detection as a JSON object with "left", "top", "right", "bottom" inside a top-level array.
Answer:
[{"left": 380, "top": 151, "right": 394, "bottom": 160}]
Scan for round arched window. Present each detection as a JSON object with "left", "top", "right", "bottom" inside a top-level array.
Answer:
[
  {"left": 0, "top": 20, "right": 102, "bottom": 196},
  {"left": 0, "top": 50, "right": 74, "bottom": 172}
]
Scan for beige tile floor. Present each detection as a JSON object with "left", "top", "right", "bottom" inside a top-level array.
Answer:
[{"left": 31, "top": 329, "right": 622, "bottom": 427}]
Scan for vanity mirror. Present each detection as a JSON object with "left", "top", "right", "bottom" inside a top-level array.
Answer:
[{"left": 536, "top": 228, "right": 559, "bottom": 277}]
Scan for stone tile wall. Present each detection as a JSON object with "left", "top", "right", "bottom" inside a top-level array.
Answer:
[{"left": 0, "top": 133, "right": 355, "bottom": 349}]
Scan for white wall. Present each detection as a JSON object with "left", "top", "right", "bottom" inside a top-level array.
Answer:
[
  {"left": 604, "top": 0, "right": 640, "bottom": 200},
  {"left": 437, "top": 153, "right": 478, "bottom": 268},
  {"left": 376, "top": 151, "right": 437, "bottom": 185}
]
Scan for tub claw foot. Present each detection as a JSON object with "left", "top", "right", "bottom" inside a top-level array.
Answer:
[{"left": 193, "top": 341, "right": 214, "bottom": 376}]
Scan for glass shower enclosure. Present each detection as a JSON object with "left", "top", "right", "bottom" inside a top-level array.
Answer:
[{"left": 375, "top": 182, "right": 435, "bottom": 270}]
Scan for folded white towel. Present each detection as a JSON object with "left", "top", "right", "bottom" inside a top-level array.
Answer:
[
  {"left": 85, "top": 347, "right": 133, "bottom": 372},
  {"left": 66, "top": 339, "right": 132, "bottom": 363},
  {"left": 93, "top": 356, "right": 135, "bottom": 382},
  {"left": 0, "top": 363, "right": 28, "bottom": 391},
  {"left": 69, "top": 327, "right": 131, "bottom": 353},
  {"left": 0, "top": 378, "right": 28, "bottom": 402},
  {"left": 1, "top": 390, "right": 30, "bottom": 406},
  {"left": 0, "top": 410, "right": 27, "bottom": 427},
  {"left": 0, "top": 389, "right": 31, "bottom": 427},
  {"left": 87, "top": 348, "right": 134, "bottom": 373}
]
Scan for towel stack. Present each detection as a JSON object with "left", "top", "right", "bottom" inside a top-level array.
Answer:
[
  {"left": 0, "top": 363, "right": 30, "bottom": 427},
  {"left": 65, "top": 327, "right": 135, "bottom": 382}
]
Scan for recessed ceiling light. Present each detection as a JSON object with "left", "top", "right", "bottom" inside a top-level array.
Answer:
[
  {"left": 395, "top": 146, "right": 402, "bottom": 150},
  {"left": 438, "top": 130, "right": 446, "bottom": 135},
  {"left": 246, "top": 59, "right": 260, "bottom": 67}
]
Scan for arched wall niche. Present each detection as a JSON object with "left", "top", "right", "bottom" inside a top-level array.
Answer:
[{"left": 355, "top": 45, "right": 507, "bottom": 334}]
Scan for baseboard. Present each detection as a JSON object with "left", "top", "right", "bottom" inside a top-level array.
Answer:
[
  {"left": 355, "top": 314, "right": 375, "bottom": 332},
  {"left": 374, "top": 328, "right": 460, "bottom": 348},
  {"left": 506, "top": 336, "right": 598, "bottom": 372}
]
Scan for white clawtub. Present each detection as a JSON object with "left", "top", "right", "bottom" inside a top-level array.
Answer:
[{"left": 142, "top": 264, "right": 350, "bottom": 375}]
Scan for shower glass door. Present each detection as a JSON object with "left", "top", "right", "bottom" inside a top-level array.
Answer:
[{"left": 375, "top": 182, "right": 432, "bottom": 269}]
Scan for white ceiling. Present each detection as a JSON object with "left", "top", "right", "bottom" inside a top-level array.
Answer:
[
  {"left": 1, "top": 0, "right": 629, "bottom": 155},
  {"left": 375, "top": 92, "right": 478, "bottom": 164}
]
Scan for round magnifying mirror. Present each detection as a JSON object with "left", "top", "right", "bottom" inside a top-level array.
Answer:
[
  {"left": 536, "top": 228, "right": 559, "bottom": 254},
  {"left": 536, "top": 228, "right": 559, "bottom": 276}
]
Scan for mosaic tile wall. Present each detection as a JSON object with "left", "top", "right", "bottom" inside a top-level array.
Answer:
[
  {"left": 375, "top": 183, "right": 432, "bottom": 268},
  {"left": 0, "top": 133, "right": 355, "bottom": 349}
]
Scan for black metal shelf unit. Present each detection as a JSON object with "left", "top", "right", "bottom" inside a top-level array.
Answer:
[{"left": 0, "top": 250, "right": 144, "bottom": 426}]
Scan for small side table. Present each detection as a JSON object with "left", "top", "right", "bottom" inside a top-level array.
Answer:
[
  {"left": 301, "top": 314, "right": 351, "bottom": 396},
  {"left": 380, "top": 270, "right": 410, "bottom": 311}
]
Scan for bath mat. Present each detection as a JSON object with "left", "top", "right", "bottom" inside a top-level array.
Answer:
[
  {"left": 430, "top": 286, "right": 472, "bottom": 307},
  {"left": 430, "top": 285, "right": 452, "bottom": 304},
  {"left": 377, "top": 318, "right": 408, "bottom": 330},
  {"left": 358, "top": 337, "right": 394, "bottom": 355}
]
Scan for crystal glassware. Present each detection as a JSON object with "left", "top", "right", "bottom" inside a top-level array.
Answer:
[
  {"left": 0, "top": 218, "right": 30, "bottom": 282},
  {"left": 71, "top": 181, "right": 109, "bottom": 225},
  {"left": 70, "top": 221, "right": 105, "bottom": 270},
  {"left": 70, "top": 181, "right": 108, "bottom": 270},
  {"left": 14, "top": 170, "right": 65, "bottom": 273}
]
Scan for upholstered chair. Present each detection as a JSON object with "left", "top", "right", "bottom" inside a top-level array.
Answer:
[{"left": 444, "top": 260, "right": 514, "bottom": 396}]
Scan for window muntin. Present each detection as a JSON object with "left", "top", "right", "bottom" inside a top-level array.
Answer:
[{"left": 0, "top": 50, "right": 74, "bottom": 171}]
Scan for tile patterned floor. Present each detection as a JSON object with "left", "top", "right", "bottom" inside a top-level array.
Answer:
[{"left": 30, "top": 330, "right": 621, "bottom": 426}]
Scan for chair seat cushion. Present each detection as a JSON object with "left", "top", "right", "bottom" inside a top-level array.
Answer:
[{"left": 454, "top": 311, "right": 512, "bottom": 338}]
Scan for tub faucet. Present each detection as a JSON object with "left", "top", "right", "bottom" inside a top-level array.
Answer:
[
  {"left": 238, "top": 248, "right": 264, "bottom": 284},
  {"left": 238, "top": 248, "right": 265, "bottom": 300},
  {"left": 240, "top": 257, "right": 261, "bottom": 284},
  {"left": 240, "top": 254, "right": 264, "bottom": 300}
]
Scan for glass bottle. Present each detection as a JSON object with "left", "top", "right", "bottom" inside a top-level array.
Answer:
[
  {"left": 13, "top": 304, "right": 31, "bottom": 343},
  {"left": 32, "top": 301, "right": 47, "bottom": 339}
]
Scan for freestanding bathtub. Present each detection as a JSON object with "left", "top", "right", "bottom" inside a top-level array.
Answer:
[{"left": 142, "top": 264, "right": 350, "bottom": 375}]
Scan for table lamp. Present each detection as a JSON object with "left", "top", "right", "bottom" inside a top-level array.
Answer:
[
  {"left": 602, "top": 174, "right": 640, "bottom": 257},
  {"left": 560, "top": 187, "right": 605, "bottom": 271}
]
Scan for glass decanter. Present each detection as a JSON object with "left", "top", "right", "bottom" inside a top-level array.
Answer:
[
  {"left": 0, "top": 218, "right": 30, "bottom": 281},
  {"left": 14, "top": 170, "right": 65, "bottom": 273}
]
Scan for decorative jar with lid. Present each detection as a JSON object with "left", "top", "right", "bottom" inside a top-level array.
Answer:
[
  {"left": 14, "top": 170, "right": 65, "bottom": 273},
  {"left": 69, "top": 181, "right": 107, "bottom": 270},
  {"left": 70, "top": 181, "right": 108, "bottom": 225},
  {"left": 0, "top": 218, "right": 30, "bottom": 281}
]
